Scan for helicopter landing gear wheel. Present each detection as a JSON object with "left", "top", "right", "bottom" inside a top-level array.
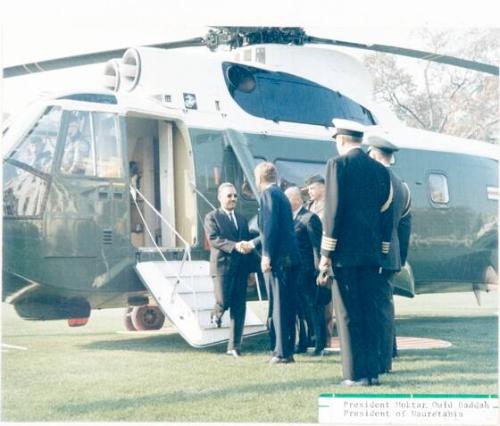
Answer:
[
  {"left": 131, "top": 305, "right": 165, "bottom": 331},
  {"left": 124, "top": 307, "right": 137, "bottom": 331}
]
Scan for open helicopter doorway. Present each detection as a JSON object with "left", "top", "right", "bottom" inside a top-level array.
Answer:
[{"left": 126, "top": 117, "right": 178, "bottom": 249}]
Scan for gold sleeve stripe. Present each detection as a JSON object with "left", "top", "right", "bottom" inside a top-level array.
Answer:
[
  {"left": 380, "top": 181, "right": 393, "bottom": 213},
  {"left": 321, "top": 236, "right": 337, "bottom": 251},
  {"left": 381, "top": 242, "right": 391, "bottom": 254}
]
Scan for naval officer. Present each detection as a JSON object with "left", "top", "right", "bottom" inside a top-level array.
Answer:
[
  {"left": 318, "top": 119, "right": 394, "bottom": 386},
  {"left": 368, "top": 135, "right": 412, "bottom": 374}
]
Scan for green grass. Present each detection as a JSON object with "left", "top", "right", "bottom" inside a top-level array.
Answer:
[{"left": 1, "top": 292, "right": 498, "bottom": 422}]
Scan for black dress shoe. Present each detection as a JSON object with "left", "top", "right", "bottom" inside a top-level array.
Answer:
[
  {"left": 210, "top": 312, "right": 222, "bottom": 328},
  {"left": 340, "top": 378, "right": 370, "bottom": 387},
  {"left": 269, "top": 356, "right": 294, "bottom": 364},
  {"left": 370, "top": 377, "right": 381, "bottom": 386},
  {"left": 226, "top": 349, "right": 241, "bottom": 358}
]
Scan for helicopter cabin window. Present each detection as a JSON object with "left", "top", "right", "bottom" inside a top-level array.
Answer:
[
  {"left": 60, "top": 111, "right": 122, "bottom": 178},
  {"left": 428, "top": 173, "right": 449, "bottom": 205},
  {"left": 223, "top": 63, "right": 376, "bottom": 127},
  {"left": 9, "top": 106, "right": 62, "bottom": 174},
  {"left": 275, "top": 159, "right": 326, "bottom": 190}
]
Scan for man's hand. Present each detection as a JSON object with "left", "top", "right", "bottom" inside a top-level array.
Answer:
[
  {"left": 236, "top": 241, "right": 253, "bottom": 254},
  {"left": 318, "top": 255, "right": 331, "bottom": 271},
  {"left": 261, "top": 256, "right": 271, "bottom": 273}
]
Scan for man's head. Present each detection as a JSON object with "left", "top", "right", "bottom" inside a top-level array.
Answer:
[
  {"left": 254, "top": 162, "right": 278, "bottom": 192},
  {"left": 284, "top": 186, "right": 303, "bottom": 211},
  {"left": 218, "top": 182, "right": 238, "bottom": 211},
  {"left": 367, "top": 135, "right": 399, "bottom": 166},
  {"left": 304, "top": 174, "right": 325, "bottom": 202},
  {"left": 68, "top": 120, "right": 80, "bottom": 140},
  {"left": 331, "top": 118, "right": 365, "bottom": 155}
]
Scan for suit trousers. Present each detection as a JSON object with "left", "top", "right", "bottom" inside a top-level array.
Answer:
[
  {"left": 213, "top": 272, "right": 247, "bottom": 351},
  {"left": 265, "top": 263, "right": 298, "bottom": 358},
  {"left": 332, "top": 266, "right": 388, "bottom": 380}
]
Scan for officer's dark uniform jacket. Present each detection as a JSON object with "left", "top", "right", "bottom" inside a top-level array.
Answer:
[
  {"left": 380, "top": 169, "right": 411, "bottom": 271},
  {"left": 320, "top": 147, "right": 393, "bottom": 265},
  {"left": 294, "top": 207, "right": 322, "bottom": 273}
]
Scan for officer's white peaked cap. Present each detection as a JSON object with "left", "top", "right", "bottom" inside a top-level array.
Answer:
[
  {"left": 331, "top": 118, "right": 365, "bottom": 139},
  {"left": 367, "top": 135, "right": 399, "bottom": 153}
]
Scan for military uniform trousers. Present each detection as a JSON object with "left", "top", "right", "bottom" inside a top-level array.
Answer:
[
  {"left": 379, "top": 270, "right": 398, "bottom": 373},
  {"left": 213, "top": 272, "right": 247, "bottom": 351},
  {"left": 265, "top": 261, "right": 299, "bottom": 359},
  {"left": 332, "top": 266, "right": 390, "bottom": 381},
  {"left": 295, "top": 268, "right": 327, "bottom": 352}
]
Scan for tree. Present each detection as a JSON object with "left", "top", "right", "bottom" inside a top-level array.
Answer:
[{"left": 364, "top": 28, "right": 499, "bottom": 143}]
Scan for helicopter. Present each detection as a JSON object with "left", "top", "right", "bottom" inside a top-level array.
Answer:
[{"left": 2, "top": 27, "right": 498, "bottom": 347}]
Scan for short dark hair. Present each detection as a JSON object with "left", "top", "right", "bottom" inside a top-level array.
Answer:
[{"left": 305, "top": 174, "right": 325, "bottom": 186}]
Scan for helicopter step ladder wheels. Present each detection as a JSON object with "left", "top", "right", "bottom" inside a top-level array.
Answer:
[{"left": 130, "top": 186, "right": 267, "bottom": 348}]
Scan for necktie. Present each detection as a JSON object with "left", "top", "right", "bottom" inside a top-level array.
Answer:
[{"left": 229, "top": 212, "right": 238, "bottom": 230}]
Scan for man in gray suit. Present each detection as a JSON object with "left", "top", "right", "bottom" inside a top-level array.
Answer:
[
  {"left": 368, "top": 135, "right": 412, "bottom": 374},
  {"left": 204, "top": 183, "right": 253, "bottom": 358}
]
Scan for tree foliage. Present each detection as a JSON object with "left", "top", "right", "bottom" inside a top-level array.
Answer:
[{"left": 364, "top": 28, "right": 499, "bottom": 143}]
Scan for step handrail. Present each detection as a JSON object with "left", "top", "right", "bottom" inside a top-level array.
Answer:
[{"left": 130, "top": 186, "right": 198, "bottom": 308}]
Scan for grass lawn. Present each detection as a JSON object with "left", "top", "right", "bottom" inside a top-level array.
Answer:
[{"left": 1, "top": 291, "right": 497, "bottom": 422}]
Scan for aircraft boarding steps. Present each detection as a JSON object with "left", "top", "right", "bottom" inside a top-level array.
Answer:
[{"left": 134, "top": 260, "right": 268, "bottom": 348}]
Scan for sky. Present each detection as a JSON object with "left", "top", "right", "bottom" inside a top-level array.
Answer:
[{"left": 1, "top": 0, "right": 498, "bottom": 117}]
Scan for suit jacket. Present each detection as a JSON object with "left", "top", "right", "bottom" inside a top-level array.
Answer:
[
  {"left": 321, "top": 147, "right": 394, "bottom": 267},
  {"left": 380, "top": 169, "right": 412, "bottom": 271},
  {"left": 204, "top": 208, "right": 251, "bottom": 276},
  {"left": 253, "top": 184, "right": 300, "bottom": 267},
  {"left": 294, "top": 207, "right": 322, "bottom": 273}
]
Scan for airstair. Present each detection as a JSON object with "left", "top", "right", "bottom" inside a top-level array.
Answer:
[{"left": 131, "top": 186, "right": 268, "bottom": 348}]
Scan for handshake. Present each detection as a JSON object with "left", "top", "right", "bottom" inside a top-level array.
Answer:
[{"left": 235, "top": 240, "right": 254, "bottom": 254}]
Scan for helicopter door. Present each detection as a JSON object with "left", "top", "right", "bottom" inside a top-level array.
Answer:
[{"left": 126, "top": 117, "right": 177, "bottom": 248}]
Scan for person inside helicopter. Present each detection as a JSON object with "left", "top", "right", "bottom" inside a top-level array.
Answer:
[{"left": 61, "top": 114, "right": 91, "bottom": 175}]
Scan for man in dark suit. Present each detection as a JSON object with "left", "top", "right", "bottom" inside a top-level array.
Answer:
[
  {"left": 204, "top": 182, "right": 253, "bottom": 358},
  {"left": 319, "top": 119, "right": 393, "bottom": 386},
  {"left": 250, "top": 162, "right": 300, "bottom": 364},
  {"left": 368, "top": 135, "right": 412, "bottom": 374},
  {"left": 285, "top": 186, "right": 327, "bottom": 356}
]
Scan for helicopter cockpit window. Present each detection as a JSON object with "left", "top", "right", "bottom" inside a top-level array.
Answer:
[
  {"left": 428, "top": 173, "right": 450, "bottom": 205},
  {"left": 9, "top": 106, "right": 62, "bottom": 174},
  {"left": 93, "top": 112, "right": 123, "bottom": 178},
  {"left": 3, "top": 165, "right": 48, "bottom": 217},
  {"left": 61, "top": 112, "right": 94, "bottom": 176},
  {"left": 222, "top": 62, "right": 376, "bottom": 127}
]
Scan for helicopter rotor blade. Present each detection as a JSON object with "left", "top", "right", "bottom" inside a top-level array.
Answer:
[
  {"left": 3, "top": 37, "right": 206, "bottom": 79},
  {"left": 307, "top": 36, "right": 499, "bottom": 76}
]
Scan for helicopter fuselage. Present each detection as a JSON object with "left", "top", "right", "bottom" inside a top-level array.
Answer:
[{"left": 3, "top": 44, "right": 497, "bottom": 321}]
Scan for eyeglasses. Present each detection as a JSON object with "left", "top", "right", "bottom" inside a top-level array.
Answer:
[{"left": 227, "top": 194, "right": 238, "bottom": 198}]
